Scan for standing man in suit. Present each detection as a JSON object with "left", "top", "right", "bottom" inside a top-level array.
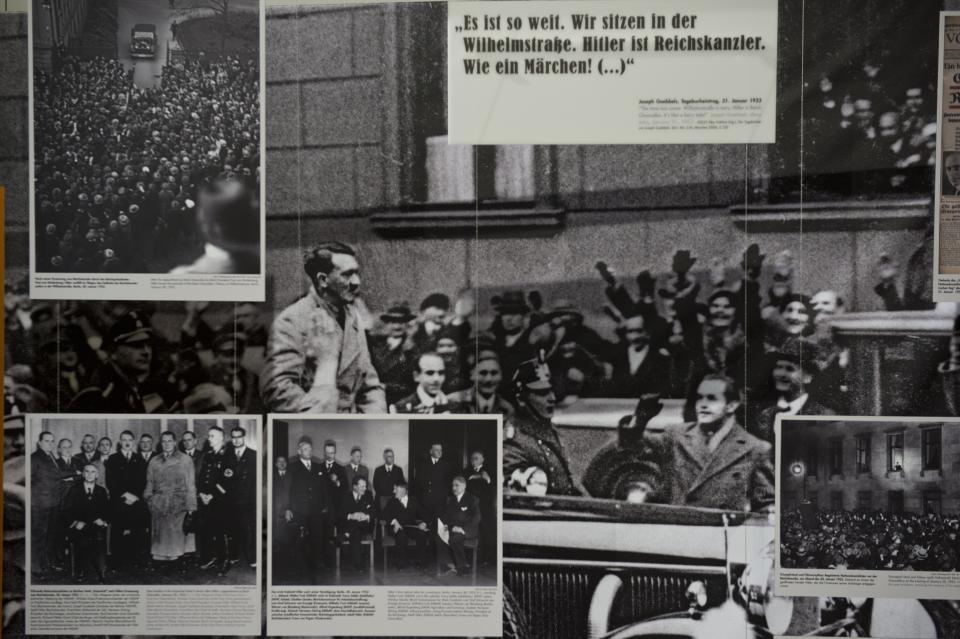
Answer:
[
  {"left": 287, "top": 436, "right": 328, "bottom": 583},
  {"left": 92, "top": 437, "right": 112, "bottom": 493},
  {"left": 381, "top": 480, "right": 429, "bottom": 568},
  {"left": 372, "top": 448, "right": 405, "bottom": 508},
  {"left": 414, "top": 442, "right": 454, "bottom": 525},
  {"left": 228, "top": 425, "right": 258, "bottom": 568},
  {"left": 344, "top": 446, "right": 369, "bottom": 491},
  {"left": 754, "top": 341, "right": 835, "bottom": 445},
  {"left": 72, "top": 434, "right": 100, "bottom": 468},
  {"left": 272, "top": 455, "right": 294, "bottom": 579},
  {"left": 463, "top": 450, "right": 496, "bottom": 564},
  {"left": 338, "top": 476, "right": 375, "bottom": 571},
  {"left": 606, "top": 314, "right": 671, "bottom": 400},
  {"left": 138, "top": 434, "right": 156, "bottom": 464},
  {"left": 105, "top": 430, "right": 149, "bottom": 571},
  {"left": 31, "top": 431, "right": 72, "bottom": 575},
  {"left": 260, "top": 241, "right": 386, "bottom": 413},
  {"left": 53, "top": 438, "right": 81, "bottom": 567},
  {"left": 179, "top": 430, "right": 204, "bottom": 561},
  {"left": 438, "top": 476, "right": 481, "bottom": 576},
  {"left": 196, "top": 426, "right": 237, "bottom": 576},
  {"left": 320, "top": 439, "right": 347, "bottom": 566},
  {"left": 647, "top": 374, "right": 774, "bottom": 512},
  {"left": 63, "top": 464, "right": 110, "bottom": 582}
]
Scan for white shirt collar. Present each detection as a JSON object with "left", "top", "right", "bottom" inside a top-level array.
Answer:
[
  {"left": 416, "top": 385, "right": 446, "bottom": 407},
  {"left": 628, "top": 344, "right": 649, "bottom": 374},
  {"left": 777, "top": 393, "right": 809, "bottom": 415}
]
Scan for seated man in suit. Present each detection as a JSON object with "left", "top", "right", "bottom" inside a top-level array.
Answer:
[
  {"left": 338, "top": 476, "right": 375, "bottom": 571},
  {"left": 438, "top": 475, "right": 481, "bottom": 576},
  {"left": 381, "top": 480, "right": 429, "bottom": 569},
  {"left": 63, "top": 464, "right": 110, "bottom": 582}
]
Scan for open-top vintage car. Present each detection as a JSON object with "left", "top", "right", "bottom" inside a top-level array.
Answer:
[{"left": 502, "top": 491, "right": 957, "bottom": 638}]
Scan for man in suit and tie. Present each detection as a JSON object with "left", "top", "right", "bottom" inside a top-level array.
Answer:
[
  {"left": 72, "top": 433, "right": 100, "bottom": 468},
  {"left": 944, "top": 152, "right": 960, "bottom": 196},
  {"left": 438, "top": 476, "right": 481, "bottom": 576},
  {"left": 463, "top": 450, "right": 496, "bottom": 564},
  {"left": 272, "top": 455, "right": 294, "bottom": 579},
  {"left": 319, "top": 439, "right": 347, "bottom": 565},
  {"left": 413, "top": 442, "right": 454, "bottom": 524},
  {"left": 344, "top": 446, "right": 369, "bottom": 492},
  {"left": 287, "top": 436, "right": 329, "bottom": 583},
  {"left": 179, "top": 430, "right": 204, "bottom": 562},
  {"left": 381, "top": 480, "right": 429, "bottom": 568},
  {"left": 646, "top": 374, "right": 774, "bottom": 512},
  {"left": 139, "top": 434, "right": 156, "bottom": 464},
  {"left": 31, "top": 431, "right": 74, "bottom": 575},
  {"left": 228, "top": 425, "right": 258, "bottom": 568},
  {"left": 372, "top": 448, "right": 405, "bottom": 509},
  {"left": 105, "top": 430, "right": 150, "bottom": 570},
  {"left": 606, "top": 314, "right": 671, "bottom": 400},
  {"left": 63, "top": 463, "right": 110, "bottom": 582},
  {"left": 338, "top": 476, "right": 375, "bottom": 571},
  {"left": 754, "top": 340, "right": 835, "bottom": 445},
  {"left": 447, "top": 353, "right": 515, "bottom": 416}
]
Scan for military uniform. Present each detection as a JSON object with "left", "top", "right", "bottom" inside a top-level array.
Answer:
[
  {"left": 502, "top": 358, "right": 580, "bottom": 496},
  {"left": 503, "top": 408, "right": 578, "bottom": 496},
  {"left": 196, "top": 446, "right": 237, "bottom": 571}
]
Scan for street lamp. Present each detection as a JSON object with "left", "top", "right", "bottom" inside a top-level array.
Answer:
[{"left": 789, "top": 461, "right": 807, "bottom": 502}]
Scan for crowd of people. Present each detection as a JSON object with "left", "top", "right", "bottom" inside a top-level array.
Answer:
[
  {"left": 33, "top": 52, "right": 260, "bottom": 273},
  {"left": 272, "top": 440, "right": 495, "bottom": 583},
  {"left": 29, "top": 423, "right": 257, "bottom": 583},
  {"left": 780, "top": 509, "right": 960, "bottom": 571}
]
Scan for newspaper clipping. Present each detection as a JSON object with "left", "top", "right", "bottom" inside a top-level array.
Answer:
[
  {"left": 27, "top": 0, "right": 266, "bottom": 301},
  {"left": 25, "top": 413, "right": 262, "bottom": 636},
  {"left": 266, "top": 414, "right": 502, "bottom": 637},
  {"left": 776, "top": 415, "right": 960, "bottom": 601},
  {"left": 447, "top": 0, "right": 778, "bottom": 144},
  {"left": 936, "top": 12, "right": 960, "bottom": 301}
]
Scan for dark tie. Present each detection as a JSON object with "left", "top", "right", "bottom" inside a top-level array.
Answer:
[{"left": 87, "top": 488, "right": 93, "bottom": 499}]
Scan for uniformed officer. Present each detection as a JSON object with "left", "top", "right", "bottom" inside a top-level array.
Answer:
[
  {"left": 503, "top": 356, "right": 584, "bottom": 496},
  {"left": 196, "top": 426, "right": 237, "bottom": 576},
  {"left": 69, "top": 310, "right": 169, "bottom": 413}
]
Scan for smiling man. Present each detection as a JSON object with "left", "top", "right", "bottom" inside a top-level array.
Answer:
[
  {"left": 260, "top": 241, "right": 385, "bottom": 413},
  {"left": 650, "top": 373, "right": 774, "bottom": 512},
  {"left": 390, "top": 352, "right": 452, "bottom": 414}
]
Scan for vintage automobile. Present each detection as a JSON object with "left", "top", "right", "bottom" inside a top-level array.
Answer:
[
  {"left": 130, "top": 23, "right": 156, "bottom": 58},
  {"left": 502, "top": 492, "right": 955, "bottom": 638}
]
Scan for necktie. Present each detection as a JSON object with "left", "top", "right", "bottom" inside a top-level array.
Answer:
[{"left": 87, "top": 487, "right": 93, "bottom": 498}]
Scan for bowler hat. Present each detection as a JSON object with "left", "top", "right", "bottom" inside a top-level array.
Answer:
[
  {"left": 380, "top": 303, "right": 415, "bottom": 324},
  {"left": 494, "top": 291, "right": 530, "bottom": 315}
]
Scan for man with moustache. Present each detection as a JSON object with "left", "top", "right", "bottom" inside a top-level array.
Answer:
[
  {"left": 447, "top": 353, "right": 515, "bottom": 416},
  {"left": 503, "top": 358, "right": 582, "bottom": 496},
  {"left": 260, "top": 241, "right": 385, "bottom": 413},
  {"left": 372, "top": 447, "right": 406, "bottom": 507},
  {"left": 642, "top": 374, "right": 774, "bottom": 512},
  {"left": 105, "top": 430, "right": 150, "bottom": 571},
  {"left": 369, "top": 303, "right": 417, "bottom": 405},
  {"left": 390, "top": 352, "right": 455, "bottom": 414}
]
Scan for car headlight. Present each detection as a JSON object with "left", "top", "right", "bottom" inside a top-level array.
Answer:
[{"left": 739, "top": 542, "right": 793, "bottom": 635}]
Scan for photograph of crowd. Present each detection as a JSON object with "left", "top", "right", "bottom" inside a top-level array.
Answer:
[
  {"left": 28, "top": 415, "right": 259, "bottom": 585},
  {"left": 779, "top": 418, "right": 960, "bottom": 572},
  {"left": 270, "top": 416, "right": 498, "bottom": 587},
  {"left": 31, "top": 0, "right": 262, "bottom": 275}
]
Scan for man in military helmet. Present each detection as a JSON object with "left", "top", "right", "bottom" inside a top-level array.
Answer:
[
  {"left": 70, "top": 310, "right": 170, "bottom": 413},
  {"left": 503, "top": 356, "right": 583, "bottom": 496},
  {"left": 196, "top": 426, "right": 237, "bottom": 576}
]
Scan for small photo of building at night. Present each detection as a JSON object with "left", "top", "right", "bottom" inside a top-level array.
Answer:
[{"left": 779, "top": 417, "right": 960, "bottom": 571}]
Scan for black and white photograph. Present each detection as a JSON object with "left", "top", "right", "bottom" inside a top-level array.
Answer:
[
  {"left": 4, "top": 0, "right": 960, "bottom": 635},
  {"left": 942, "top": 151, "right": 960, "bottom": 197},
  {"left": 777, "top": 415, "right": 960, "bottom": 601},
  {"left": 27, "top": 0, "right": 265, "bottom": 300},
  {"left": 27, "top": 414, "right": 260, "bottom": 587},
  {"left": 269, "top": 415, "right": 500, "bottom": 588}
]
